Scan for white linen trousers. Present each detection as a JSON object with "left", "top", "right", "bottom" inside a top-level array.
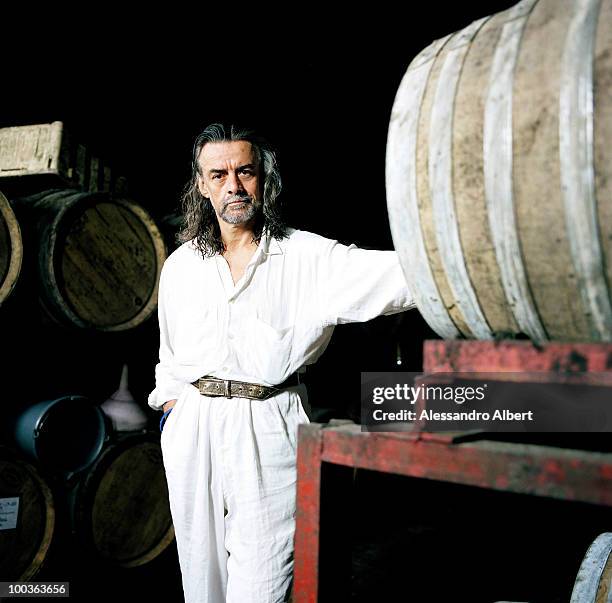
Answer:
[
  {"left": 161, "top": 382, "right": 310, "bottom": 603},
  {"left": 150, "top": 227, "right": 415, "bottom": 602}
]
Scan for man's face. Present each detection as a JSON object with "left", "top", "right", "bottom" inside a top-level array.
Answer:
[{"left": 197, "top": 140, "right": 262, "bottom": 226}]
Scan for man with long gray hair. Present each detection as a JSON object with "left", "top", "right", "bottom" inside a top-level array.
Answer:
[{"left": 148, "top": 123, "right": 415, "bottom": 602}]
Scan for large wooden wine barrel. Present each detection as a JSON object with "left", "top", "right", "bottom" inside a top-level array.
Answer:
[
  {"left": 386, "top": 0, "right": 612, "bottom": 343},
  {"left": 71, "top": 433, "right": 174, "bottom": 567},
  {"left": 0, "top": 190, "right": 22, "bottom": 306},
  {"left": 0, "top": 446, "right": 55, "bottom": 580},
  {"left": 16, "top": 189, "right": 166, "bottom": 331}
]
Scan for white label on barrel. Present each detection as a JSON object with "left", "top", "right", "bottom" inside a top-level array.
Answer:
[{"left": 0, "top": 497, "right": 19, "bottom": 530}]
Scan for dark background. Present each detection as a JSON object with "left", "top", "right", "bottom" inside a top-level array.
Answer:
[{"left": 9, "top": 4, "right": 605, "bottom": 603}]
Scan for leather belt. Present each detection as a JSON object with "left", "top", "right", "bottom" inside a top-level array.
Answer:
[{"left": 191, "top": 373, "right": 301, "bottom": 400}]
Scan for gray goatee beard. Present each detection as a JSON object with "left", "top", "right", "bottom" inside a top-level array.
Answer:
[{"left": 219, "top": 194, "right": 260, "bottom": 225}]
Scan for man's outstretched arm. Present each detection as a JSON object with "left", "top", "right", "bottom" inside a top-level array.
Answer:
[{"left": 318, "top": 238, "right": 416, "bottom": 327}]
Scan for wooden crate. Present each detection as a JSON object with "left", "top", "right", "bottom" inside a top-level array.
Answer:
[{"left": 0, "top": 122, "right": 126, "bottom": 194}]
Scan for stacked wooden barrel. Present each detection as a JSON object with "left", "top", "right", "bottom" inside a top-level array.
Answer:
[
  {"left": 386, "top": 0, "right": 612, "bottom": 343},
  {"left": 70, "top": 433, "right": 174, "bottom": 567},
  {"left": 0, "top": 191, "right": 22, "bottom": 307},
  {"left": 0, "top": 447, "right": 55, "bottom": 580},
  {"left": 12, "top": 189, "right": 166, "bottom": 330}
]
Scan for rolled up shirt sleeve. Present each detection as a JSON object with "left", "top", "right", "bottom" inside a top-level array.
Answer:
[
  {"left": 318, "top": 239, "right": 416, "bottom": 327},
  {"left": 147, "top": 261, "right": 185, "bottom": 411}
]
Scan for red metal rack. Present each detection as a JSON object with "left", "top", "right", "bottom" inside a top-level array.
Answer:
[{"left": 293, "top": 340, "right": 612, "bottom": 602}]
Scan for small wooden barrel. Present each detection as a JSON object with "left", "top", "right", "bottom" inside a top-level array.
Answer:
[
  {"left": 386, "top": 0, "right": 612, "bottom": 343},
  {"left": 0, "top": 446, "right": 55, "bottom": 580},
  {"left": 72, "top": 432, "right": 174, "bottom": 567},
  {"left": 16, "top": 189, "right": 166, "bottom": 331},
  {"left": 571, "top": 532, "right": 612, "bottom": 602},
  {"left": 0, "top": 190, "right": 22, "bottom": 306}
]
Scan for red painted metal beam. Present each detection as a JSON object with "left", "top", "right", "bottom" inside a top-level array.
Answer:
[
  {"left": 293, "top": 423, "right": 323, "bottom": 603},
  {"left": 424, "top": 340, "right": 612, "bottom": 373},
  {"left": 318, "top": 424, "right": 612, "bottom": 507}
]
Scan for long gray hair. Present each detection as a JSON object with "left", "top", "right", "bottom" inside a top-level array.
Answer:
[{"left": 177, "top": 123, "right": 289, "bottom": 257}]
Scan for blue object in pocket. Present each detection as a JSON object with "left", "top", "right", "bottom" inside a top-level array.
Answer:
[{"left": 159, "top": 408, "right": 173, "bottom": 433}]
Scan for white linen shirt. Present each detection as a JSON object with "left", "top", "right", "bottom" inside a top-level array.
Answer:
[{"left": 148, "top": 227, "right": 415, "bottom": 410}]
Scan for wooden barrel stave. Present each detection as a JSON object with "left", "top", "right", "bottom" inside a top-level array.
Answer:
[
  {"left": 453, "top": 6, "right": 523, "bottom": 337},
  {"left": 431, "top": 16, "right": 501, "bottom": 340},
  {"left": 0, "top": 198, "right": 10, "bottom": 289},
  {"left": 416, "top": 26, "right": 475, "bottom": 337},
  {"left": 594, "top": 0, "right": 612, "bottom": 335},
  {"left": 513, "top": 0, "right": 589, "bottom": 341},
  {"left": 452, "top": 5, "right": 518, "bottom": 333},
  {"left": 386, "top": 34, "right": 460, "bottom": 339},
  {"left": 0, "top": 191, "right": 22, "bottom": 306}
]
